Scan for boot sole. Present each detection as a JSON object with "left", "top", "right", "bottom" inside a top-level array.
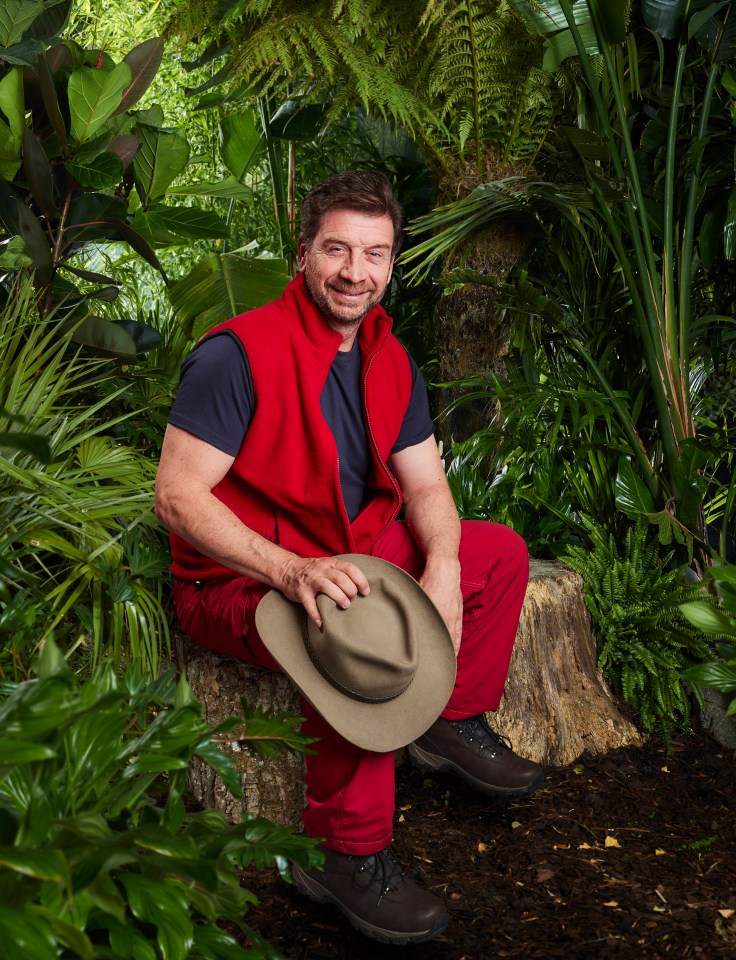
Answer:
[
  {"left": 291, "top": 864, "right": 449, "bottom": 945},
  {"left": 407, "top": 742, "right": 544, "bottom": 797}
]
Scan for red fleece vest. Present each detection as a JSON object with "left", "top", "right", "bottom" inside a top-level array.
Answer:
[{"left": 170, "top": 272, "right": 413, "bottom": 580}]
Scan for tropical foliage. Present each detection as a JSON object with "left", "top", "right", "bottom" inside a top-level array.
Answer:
[
  {"left": 0, "top": 280, "right": 171, "bottom": 680},
  {"left": 0, "top": 639, "right": 321, "bottom": 959},
  {"left": 167, "top": 0, "right": 559, "bottom": 172},
  {"left": 565, "top": 519, "right": 712, "bottom": 743},
  {"left": 405, "top": 0, "right": 736, "bottom": 566},
  {"left": 681, "top": 565, "right": 736, "bottom": 717}
]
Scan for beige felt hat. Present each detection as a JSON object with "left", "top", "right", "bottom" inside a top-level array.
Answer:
[{"left": 254, "top": 554, "right": 456, "bottom": 752}]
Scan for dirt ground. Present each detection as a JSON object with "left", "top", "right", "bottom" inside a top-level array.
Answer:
[{"left": 237, "top": 725, "right": 736, "bottom": 959}]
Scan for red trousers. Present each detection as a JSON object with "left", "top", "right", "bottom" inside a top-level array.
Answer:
[{"left": 174, "top": 520, "right": 528, "bottom": 855}]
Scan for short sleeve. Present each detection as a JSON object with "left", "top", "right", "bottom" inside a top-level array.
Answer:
[
  {"left": 167, "top": 332, "right": 255, "bottom": 457},
  {"left": 390, "top": 355, "right": 435, "bottom": 454}
]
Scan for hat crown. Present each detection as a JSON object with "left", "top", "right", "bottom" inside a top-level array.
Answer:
[{"left": 307, "top": 577, "right": 418, "bottom": 703}]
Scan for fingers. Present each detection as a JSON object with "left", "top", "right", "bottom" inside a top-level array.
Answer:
[{"left": 282, "top": 556, "right": 370, "bottom": 628}]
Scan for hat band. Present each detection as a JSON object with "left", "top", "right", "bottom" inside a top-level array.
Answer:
[{"left": 300, "top": 613, "right": 413, "bottom": 705}]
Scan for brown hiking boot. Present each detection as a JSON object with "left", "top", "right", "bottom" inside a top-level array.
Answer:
[
  {"left": 408, "top": 714, "right": 544, "bottom": 797},
  {"left": 291, "top": 844, "right": 449, "bottom": 945}
]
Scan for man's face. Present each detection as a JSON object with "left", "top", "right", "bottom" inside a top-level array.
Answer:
[{"left": 298, "top": 209, "right": 395, "bottom": 333}]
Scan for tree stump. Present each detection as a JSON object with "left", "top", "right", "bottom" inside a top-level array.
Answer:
[
  {"left": 183, "top": 559, "right": 642, "bottom": 826},
  {"left": 491, "top": 560, "right": 642, "bottom": 766},
  {"left": 182, "top": 633, "right": 305, "bottom": 828}
]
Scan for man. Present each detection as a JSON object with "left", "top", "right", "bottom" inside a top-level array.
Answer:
[{"left": 155, "top": 170, "right": 541, "bottom": 946}]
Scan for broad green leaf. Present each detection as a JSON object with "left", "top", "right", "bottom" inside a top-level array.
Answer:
[
  {"left": 0, "top": 0, "right": 44, "bottom": 47},
  {"left": 0, "top": 905, "right": 56, "bottom": 960},
  {"left": 122, "top": 874, "right": 193, "bottom": 960},
  {"left": 688, "top": 1, "right": 730, "bottom": 40},
  {"left": 191, "top": 925, "right": 245, "bottom": 959},
  {"left": 23, "top": 128, "right": 58, "bottom": 219},
  {"left": 132, "top": 203, "right": 230, "bottom": 242},
  {"left": 68, "top": 315, "right": 138, "bottom": 358},
  {"left": 106, "top": 218, "right": 166, "bottom": 276},
  {"left": 108, "top": 133, "right": 139, "bottom": 168},
  {"left": 0, "top": 846, "right": 70, "bottom": 885},
  {"left": 39, "top": 912, "right": 94, "bottom": 960},
  {"left": 15, "top": 198, "right": 52, "bottom": 284},
  {"left": 108, "top": 920, "right": 157, "bottom": 960},
  {"left": 724, "top": 183, "right": 736, "bottom": 259},
  {"left": 113, "top": 319, "right": 162, "bottom": 355},
  {"left": 166, "top": 176, "right": 252, "bottom": 202},
  {"left": 0, "top": 66, "right": 24, "bottom": 179},
  {"left": 542, "top": 22, "right": 599, "bottom": 70},
  {"left": 510, "top": 0, "right": 592, "bottom": 35},
  {"left": 66, "top": 151, "right": 123, "bottom": 190},
  {"left": 682, "top": 660, "right": 736, "bottom": 691},
  {"left": 59, "top": 263, "right": 116, "bottom": 285},
  {"left": 642, "top": 0, "right": 688, "bottom": 39},
  {"left": 220, "top": 110, "right": 261, "bottom": 181},
  {"left": 113, "top": 37, "right": 164, "bottom": 116},
  {"left": 26, "top": 0, "right": 71, "bottom": 41},
  {"left": 680, "top": 601, "right": 735, "bottom": 634},
  {"left": 68, "top": 63, "right": 131, "bottom": 142},
  {"left": 590, "top": 0, "right": 629, "bottom": 44},
  {"left": 169, "top": 252, "right": 290, "bottom": 339},
  {"left": 133, "top": 125, "right": 190, "bottom": 204},
  {"left": 0, "top": 37, "right": 46, "bottom": 65},
  {"left": 0, "top": 740, "right": 56, "bottom": 763},
  {"left": 269, "top": 101, "right": 329, "bottom": 141},
  {"left": 614, "top": 457, "right": 656, "bottom": 518},
  {"left": 709, "top": 566, "right": 736, "bottom": 585}
]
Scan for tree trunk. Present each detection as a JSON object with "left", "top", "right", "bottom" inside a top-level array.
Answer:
[
  {"left": 181, "top": 633, "right": 305, "bottom": 828},
  {"left": 432, "top": 157, "right": 531, "bottom": 446},
  {"left": 182, "top": 560, "right": 641, "bottom": 826},
  {"left": 491, "top": 560, "right": 642, "bottom": 766}
]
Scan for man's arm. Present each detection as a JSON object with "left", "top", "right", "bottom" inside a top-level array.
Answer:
[
  {"left": 389, "top": 435, "right": 463, "bottom": 653},
  {"left": 155, "top": 424, "right": 369, "bottom": 628}
]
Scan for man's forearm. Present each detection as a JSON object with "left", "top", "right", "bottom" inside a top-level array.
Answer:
[
  {"left": 158, "top": 487, "right": 299, "bottom": 590},
  {"left": 403, "top": 479, "right": 461, "bottom": 568}
]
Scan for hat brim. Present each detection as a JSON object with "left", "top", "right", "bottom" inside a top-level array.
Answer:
[{"left": 255, "top": 554, "right": 456, "bottom": 752}]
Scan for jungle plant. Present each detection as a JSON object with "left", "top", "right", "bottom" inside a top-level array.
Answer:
[
  {"left": 0, "top": 278, "right": 170, "bottom": 680},
  {"left": 565, "top": 518, "right": 712, "bottom": 743},
  {"left": 0, "top": 637, "right": 321, "bottom": 959},
  {"left": 404, "top": 0, "right": 736, "bottom": 562},
  {"left": 0, "top": 0, "right": 239, "bottom": 357},
  {"left": 681, "top": 565, "right": 736, "bottom": 717}
]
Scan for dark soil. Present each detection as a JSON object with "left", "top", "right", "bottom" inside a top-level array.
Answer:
[{"left": 237, "top": 726, "right": 736, "bottom": 959}]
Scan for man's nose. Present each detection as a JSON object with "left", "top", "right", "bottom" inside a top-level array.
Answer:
[{"left": 339, "top": 252, "right": 367, "bottom": 283}]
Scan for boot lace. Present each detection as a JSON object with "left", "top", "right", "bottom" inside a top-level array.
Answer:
[
  {"left": 455, "top": 715, "right": 512, "bottom": 757},
  {"left": 356, "top": 846, "right": 405, "bottom": 906}
]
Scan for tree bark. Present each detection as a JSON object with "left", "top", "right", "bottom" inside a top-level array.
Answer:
[
  {"left": 491, "top": 560, "right": 642, "bottom": 766},
  {"left": 182, "top": 560, "right": 641, "bottom": 826}
]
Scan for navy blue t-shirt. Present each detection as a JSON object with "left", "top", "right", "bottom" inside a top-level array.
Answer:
[{"left": 168, "top": 332, "right": 434, "bottom": 522}]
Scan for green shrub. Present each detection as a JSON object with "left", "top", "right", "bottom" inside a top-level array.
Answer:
[
  {"left": 0, "top": 640, "right": 321, "bottom": 959},
  {"left": 565, "top": 519, "right": 712, "bottom": 744},
  {"left": 681, "top": 565, "right": 736, "bottom": 717}
]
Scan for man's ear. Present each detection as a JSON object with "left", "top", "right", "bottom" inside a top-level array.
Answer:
[{"left": 297, "top": 236, "right": 307, "bottom": 271}]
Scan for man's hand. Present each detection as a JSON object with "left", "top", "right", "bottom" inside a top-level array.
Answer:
[
  {"left": 419, "top": 559, "right": 463, "bottom": 655},
  {"left": 280, "top": 556, "right": 371, "bottom": 629}
]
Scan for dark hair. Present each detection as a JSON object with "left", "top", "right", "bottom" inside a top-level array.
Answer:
[{"left": 300, "top": 170, "right": 404, "bottom": 256}]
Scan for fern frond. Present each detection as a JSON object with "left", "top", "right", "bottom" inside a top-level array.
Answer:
[{"left": 565, "top": 517, "right": 710, "bottom": 746}]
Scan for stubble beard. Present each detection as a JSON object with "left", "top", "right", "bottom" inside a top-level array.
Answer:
[{"left": 304, "top": 265, "right": 384, "bottom": 336}]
